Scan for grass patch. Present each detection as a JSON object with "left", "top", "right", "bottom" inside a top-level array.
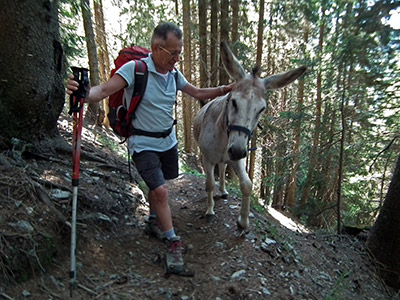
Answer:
[
  {"left": 325, "top": 271, "right": 351, "bottom": 300},
  {"left": 96, "top": 133, "right": 128, "bottom": 158},
  {"left": 180, "top": 163, "right": 205, "bottom": 178}
]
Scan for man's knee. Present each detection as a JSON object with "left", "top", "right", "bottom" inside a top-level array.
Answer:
[{"left": 149, "top": 185, "right": 168, "bottom": 204}]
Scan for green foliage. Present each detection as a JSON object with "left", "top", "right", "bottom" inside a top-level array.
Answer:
[
  {"left": 252, "top": 198, "right": 267, "bottom": 214},
  {"left": 55, "top": 0, "right": 400, "bottom": 232},
  {"left": 264, "top": 223, "right": 282, "bottom": 241},
  {"left": 59, "top": 1, "right": 86, "bottom": 66},
  {"left": 180, "top": 163, "right": 205, "bottom": 178},
  {"left": 341, "top": 161, "right": 395, "bottom": 227},
  {"left": 115, "top": 0, "right": 181, "bottom": 48},
  {"left": 96, "top": 134, "right": 128, "bottom": 158}
]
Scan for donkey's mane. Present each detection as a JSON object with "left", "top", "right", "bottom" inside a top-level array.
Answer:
[
  {"left": 234, "top": 71, "right": 265, "bottom": 97},
  {"left": 251, "top": 66, "right": 260, "bottom": 77}
]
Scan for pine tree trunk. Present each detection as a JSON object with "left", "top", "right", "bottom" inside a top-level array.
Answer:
[
  {"left": 94, "top": 0, "right": 111, "bottom": 128},
  {"left": 81, "top": 0, "right": 101, "bottom": 126},
  {"left": 259, "top": 134, "right": 273, "bottom": 204},
  {"left": 231, "top": 0, "right": 239, "bottom": 46},
  {"left": 336, "top": 66, "right": 348, "bottom": 233},
  {"left": 219, "top": 0, "right": 229, "bottom": 85},
  {"left": 248, "top": 0, "right": 265, "bottom": 182},
  {"left": 287, "top": 23, "right": 308, "bottom": 208},
  {"left": 272, "top": 90, "right": 288, "bottom": 210},
  {"left": 259, "top": 4, "right": 274, "bottom": 203},
  {"left": 318, "top": 12, "right": 341, "bottom": 207},
  {"left": 367, "top": 154, "right": 400, "bottom": 289},
  {"left": 300, "top": 9, "right": 325, "bottom": 208},
  {"left": 182, "top": 0, "right": 192, "bottom": 153},
  {"left": 319, "top": 103, "right": 337, "bottom": 204},
  {"left": 0, "top": 0, "right": 64, "bottom": 147},
  {"left": 210, "top": 0, "right": 218, "bottom": 87},
  {"left": 93, "top": 0, "right": 109, "bottom": 83},
  {"left": 198, "top": 0, "right": 208, "bottom": 89}
]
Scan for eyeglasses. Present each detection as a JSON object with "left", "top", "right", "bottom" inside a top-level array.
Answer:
[{"left": 159, "top": 45, "right": 181, "bottom": 58}]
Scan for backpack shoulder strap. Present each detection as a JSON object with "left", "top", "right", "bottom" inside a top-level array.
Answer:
[
  {"left": 125, "top": 60, "right": 148, "bottom": 124},
  {"left": 173, "top": 68, "right": 178, "bottom": 97},
  {"left": 133, "top": 60, "right": 148, "bottom": 98},
  {"left": 174, "top": 69, "right": 178, "bottom": 84}
]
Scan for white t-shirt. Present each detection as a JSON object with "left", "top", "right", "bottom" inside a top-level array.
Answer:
[{"left": 116, "top": 54, "right": 188, "bottom": 154}]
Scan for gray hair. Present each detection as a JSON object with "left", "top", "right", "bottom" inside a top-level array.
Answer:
[{"left": 151, "top": 22, "right": 182, "bottom": 45}]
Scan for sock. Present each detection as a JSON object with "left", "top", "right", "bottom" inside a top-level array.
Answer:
[{"left": 164, "top": 228, "right": 176, "bottom": 240}]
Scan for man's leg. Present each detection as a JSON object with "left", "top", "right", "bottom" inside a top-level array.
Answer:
[
  {"left": 148, "top": 184, "right": 183, "bottom": 273},
  {"left": 132, "top": 147, "right": 184, "bottom": 273},
  {"left": 148, "top": 185, "right": 173, "bottom": 233}
]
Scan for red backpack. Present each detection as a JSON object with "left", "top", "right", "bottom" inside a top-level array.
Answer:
[{"left": 107, "top": 46, "right": 150, "bottom": 138}]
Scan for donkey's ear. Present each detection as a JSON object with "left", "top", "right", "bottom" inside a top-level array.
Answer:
[
  {"left": 263, "top": 66, "right": 307, "bottom": 90},
  {"left": 220, "top": 41, "right": 246, "bottom": 81}
]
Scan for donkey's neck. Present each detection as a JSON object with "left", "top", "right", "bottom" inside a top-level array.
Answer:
[{"left": 215, "top": 96, "right": 229, "bottom": 141}]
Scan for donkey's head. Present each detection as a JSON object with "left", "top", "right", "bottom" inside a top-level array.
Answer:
[{"left": 220, "top": 41, "right": 306, "bottom": 161}]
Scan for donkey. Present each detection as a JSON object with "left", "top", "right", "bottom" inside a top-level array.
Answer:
[{"left": 193, "top": 42, "right": 306, "bottom": 229}]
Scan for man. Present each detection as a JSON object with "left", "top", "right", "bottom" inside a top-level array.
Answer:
[{"left": 66, "top": 22, "right": 233, "bottom": 274}]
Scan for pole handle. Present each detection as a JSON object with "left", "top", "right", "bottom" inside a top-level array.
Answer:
[{"left": 69, "top": 67, "right": 89, "bottom": 115}]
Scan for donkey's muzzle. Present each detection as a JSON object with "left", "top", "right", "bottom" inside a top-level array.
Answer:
[{"left": 228, "top": 145, "right": 247, "bottom": 161}]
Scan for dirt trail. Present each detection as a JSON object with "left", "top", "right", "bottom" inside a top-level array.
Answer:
[{"left": 0, "top": 120, "right": 396, "bottom": 300}]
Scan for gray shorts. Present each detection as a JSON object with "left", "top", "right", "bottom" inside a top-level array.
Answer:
[{"left": 132, "top": 144, "right": 179, "bottom": 191}]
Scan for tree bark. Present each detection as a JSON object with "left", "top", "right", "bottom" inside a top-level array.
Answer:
[
  {"left": 248, "top": 0, "right": 265, "bottom": 182},
  {"left": 231, "top": 0, "right": 239, "bottom": 46},
  {"left": 199, "top": 0, "right": 208, "bottom": 89},
  {"left": 94, "top": 0, "right": 111, "bottom": 128},
  {"left": 0, "top": 0, "right": 64, "bottom": 148},
  {"left": 182, "top": 0, "right": 193, "bottom": 153},
  {"left": 336, "top": 67, "right": 347, "bottom": 234},
  {"left": 287, "top": 22, "right": 309, "bottom": 208},
  {"left": 300, "top": 8, "right": 325, "bottom": 208},
  {"left": 94, "top": 0, "right": 109, "bottom": 83},
  {"left": 367, "top": 154, "right": 400, "bottom": 289},
  {"left": 272, "top": 90, "right": 288, "bottom": 210},
  {"left": 210, "top": 0, "right": 219, "bottom": 87},
  {"left": 259, "top": 3, "right": 274, "bottom": 203},
  {"left": 81, "top": 0, "right": 102, "bottom": 126},
  {"left": 219, "top": 0, "right": 229, "bottom": 85}
]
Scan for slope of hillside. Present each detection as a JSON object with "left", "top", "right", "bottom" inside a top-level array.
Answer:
[{"left": 0, "top": 118, "right": 397, "bottom": 300}]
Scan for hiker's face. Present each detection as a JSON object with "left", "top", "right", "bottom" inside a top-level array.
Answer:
[{"left": 154, "top": 32, "right": 182, "bottom": 73}]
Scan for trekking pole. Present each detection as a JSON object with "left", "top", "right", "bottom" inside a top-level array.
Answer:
[{"left": 68, "top": 67, "right": 89, "bottom": 298}]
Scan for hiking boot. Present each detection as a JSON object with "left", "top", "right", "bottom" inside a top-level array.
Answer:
[
  {"left": 165, "top": 236, "right": 185, "bottom": 274},
  {"left": 144, "top": 218, "right": 164, "bottom": 240}
]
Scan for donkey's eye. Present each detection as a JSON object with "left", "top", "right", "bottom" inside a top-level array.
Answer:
[{"left": 232, "top": 99, "right": 238, "bottom": 111}]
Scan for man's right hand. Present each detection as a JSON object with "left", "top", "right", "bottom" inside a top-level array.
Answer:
[{"left": 66, "top": 74, "right": 79, "bottom": 95}]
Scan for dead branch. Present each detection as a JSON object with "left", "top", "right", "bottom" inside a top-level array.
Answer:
[
  {"left": 31, "top": 176, "right": 72, "bottom": 193},
  {"left": 78, "top": 283, "right": 97, "bottom": 296},
  {"left": 29, "top": 178, "right": 69, "bottom": 226},
  {"left": 369, "top": 136, "right": 399, "bottom": 172},
  {"left": 0, "top": 293, "right": 16, "bottom": 300}
]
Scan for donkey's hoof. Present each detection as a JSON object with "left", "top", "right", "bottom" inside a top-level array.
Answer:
[
  {"left": 206, "top": 214, "right": 216, "bottom": 223},
  {"left": 237, "top": 217, "right": 249, "bottom": 230}
]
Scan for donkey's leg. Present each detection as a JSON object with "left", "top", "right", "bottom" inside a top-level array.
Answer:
[
  {"left": 203, "top": 159, "right": 216, "bottom": 216},
  {"left": 230, "top": 159, "right": 252, "bottom": 229},
  {"left": 218, "top": 163, "right": 228, "bottom": 199}
]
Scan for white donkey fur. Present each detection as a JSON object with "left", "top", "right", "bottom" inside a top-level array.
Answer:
[{"left": 193, "top": 41, "right": 306, "bottom": 229}]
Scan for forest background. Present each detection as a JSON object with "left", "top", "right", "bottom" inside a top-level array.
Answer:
[
  {"left": 60, "top": 0, "right": 400, "bottom": 233},
  {"left": 0, "top": 0, "right": 400, "bottom": 294}
]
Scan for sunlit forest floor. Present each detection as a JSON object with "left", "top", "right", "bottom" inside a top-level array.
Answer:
[{"left": 0, "top": 115, "right": 399, "bottom": 300}]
